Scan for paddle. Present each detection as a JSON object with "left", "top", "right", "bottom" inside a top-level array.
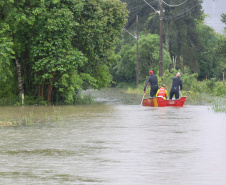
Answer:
[
  {"left": 141, "top": 84, "right": 149, "bottom": 105},
  {"left": 141, "top": 91, "right": 146, "bottom": 105}
]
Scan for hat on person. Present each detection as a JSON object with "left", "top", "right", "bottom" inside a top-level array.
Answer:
[{"left": 149, "top": 70, "right": 153, "bottom": 75}]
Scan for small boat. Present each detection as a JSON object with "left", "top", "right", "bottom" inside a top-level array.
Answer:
[{"left": 142, "top": 96, "right": 186, "bottom": 107}]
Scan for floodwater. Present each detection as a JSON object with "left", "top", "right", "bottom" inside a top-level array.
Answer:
[{"left": 0, "top": 88, "right": 226, "bottom": 185}]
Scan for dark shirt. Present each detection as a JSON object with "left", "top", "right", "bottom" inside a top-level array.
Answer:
[
  {"left": 144, "top": 74, "right": 158, "bottom": 91},
  {"left": 170, "top": 76, "right": 183, "bottom": 92}
]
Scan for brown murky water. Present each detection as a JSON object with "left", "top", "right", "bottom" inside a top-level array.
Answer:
[{"left": 0, "top": 88, "right": 226, "bottom": 185}]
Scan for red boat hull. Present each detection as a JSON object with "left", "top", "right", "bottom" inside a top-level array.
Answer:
[{"left": 142, "top": 97, "right": 186, "bottom": 107}]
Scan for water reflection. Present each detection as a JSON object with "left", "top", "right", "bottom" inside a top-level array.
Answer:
[{"left": 0, "top": 89, "right": 226, "bottom": 184}]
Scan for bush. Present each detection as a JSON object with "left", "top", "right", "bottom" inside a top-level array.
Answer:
[
  {"left": 206, "top": 78, "right": 217, "bottom": 93},
  {"left": 212, "top": 82, "right": 226, "bottom": 97}
]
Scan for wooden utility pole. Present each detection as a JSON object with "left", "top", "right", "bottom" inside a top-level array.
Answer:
[
  {"left": 136, "top": 15, "right": 139, "bottom": 87},
  {"left": 159, "top": 0, "right": 163, "bottom": 77}
]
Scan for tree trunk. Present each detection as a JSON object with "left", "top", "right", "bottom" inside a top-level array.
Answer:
[
  {"left": 15, "top": 59, "right": 25, "bottom": 105},
  {"left": 47, "top": 73, "right": 54, "bottom": 104},
  {"left": 172, "top": 56, "right": 177, "bottom": 69},
  {"left": 38, "top": 80, "right": 45, "bottom": 104},
  {"left": 41, "top": 80, "right": 45, "bottom": 99},
  {"left": 180, "top": 56, "right": 184, "bottom": 73}
]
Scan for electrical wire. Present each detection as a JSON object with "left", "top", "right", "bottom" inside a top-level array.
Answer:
[
  {"left": 164, "top": 1, "right": 201, "bottom": 20},
  {"left": 162, "top": 0, "right": 188, "bottom": 7},
  {"left": 129, "top": 0, "right": 159, "bottom": 13},
  {"left": 142, "top": 0, "right": 158, "bottom": 12},
  {"left": 123, "top": 28, "right": 136, "bottom": 39},
  {"left": 174, "top": 10, "right": 202, "bottom": 20},
  {"left": 173, "top": 3, "right": 201, "bottom": 19}
]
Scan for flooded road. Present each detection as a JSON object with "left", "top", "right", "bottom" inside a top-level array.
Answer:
[{"left": 0, "top": 89, "right": 226, "bottom": 185}]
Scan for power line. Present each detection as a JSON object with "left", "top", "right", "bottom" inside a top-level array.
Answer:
[
  {"left": 123, "top": 28, "right": 136, "bottom": 39},
  {"left": 164, "top": 1, "right": 201, "bottom": 20},
  {"left": 142, "top": 0, "right": 158, "bottom": 12},
  {"left": 172, "top": 3, "right": 201, "bottom": 19},
  {"left": 173, "top": 11, "right": 200, "bottom": 20},
  {"left": 162, "top": 0, "right": 188, "bottom": 7}
]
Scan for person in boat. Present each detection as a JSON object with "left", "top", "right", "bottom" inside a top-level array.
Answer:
[
  {"left": 156, "top": 84, "right": 168, "bottom": 100},
  {"left": 143, "top": 70, "right": 159, "bottom": 98},
  {"left": 169, "top": 72, "right": 183, "bottom": 100}
]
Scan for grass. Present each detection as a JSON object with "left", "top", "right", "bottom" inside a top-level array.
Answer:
[
  {"left": 211, "top": 98, "right": 226, "bottom": 112},
  {"left": 11, "top": 107, "right": 62, "bottom": 127}
]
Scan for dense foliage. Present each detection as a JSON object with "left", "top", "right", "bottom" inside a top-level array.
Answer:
[
  {"left": 0, "top": 0, "right": 128, "bottom": 104},
  {"left": 114, "top": 33, "right": 171, "bottom": 84}
]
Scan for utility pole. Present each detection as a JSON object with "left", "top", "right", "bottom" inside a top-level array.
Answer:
[
  {"left": 136, "top": 15, "right": 139, "bottom": 87},
  {"left": 159, "top": 0, "right": 163, "bottom": 77}
]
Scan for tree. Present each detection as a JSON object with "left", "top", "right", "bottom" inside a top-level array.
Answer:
[
  {"left": 221, "top": 13, "right": 226, "bottom": 25},
  {"left": 163, "top": 0, "right": 203, "bottom": 72},
  {"left": 73, "top": 0, "right": 128, "bottom": 88},
  {"left": 221, "top": 13, "right": 226, "bottom": 32},
  {"left": 115, "top": 33, "right": 171, "bottom": 83},
  {"left": 115, "top": 44, "right": 136, "bottom": 83},
  {"left": 196, "top": 21, "right": 218, "bottom": 79},
  {"left": 138, "top": 33, "right": 171, "bottom": 80},
  {"left": 29, "top": 0, "right": 87, "bottom": 103},
  {"left": 215, "top": 35, "right": 226, "bottom": 79},
  {"left": 0, "top": 21, "right": 16, "bottom": 101}
]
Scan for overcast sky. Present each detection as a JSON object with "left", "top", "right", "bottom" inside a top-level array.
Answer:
[{"left": 202, "top": 0, "right": 226, "bottom": 34}]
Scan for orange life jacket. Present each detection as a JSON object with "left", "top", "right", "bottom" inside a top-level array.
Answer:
[{"left": 157, "top": 87, "right": 166, "bottom": 98}]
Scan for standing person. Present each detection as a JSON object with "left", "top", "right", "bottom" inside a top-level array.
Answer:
[
  {"left": 156, "top": 84, "right": 168, "bottom": 100},
  {"left": 144, "top": 70, "right": 158, "bottom": 98},
  {"left": 169, "top": 72, "right": 183, "bottom": 100}
]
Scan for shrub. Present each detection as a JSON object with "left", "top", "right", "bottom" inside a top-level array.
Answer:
[{"left": 212, "top": 82, "right": 226, "bottom": 97}]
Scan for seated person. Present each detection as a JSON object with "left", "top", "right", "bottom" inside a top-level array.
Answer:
[{"left": 156, "top": 84, "right": 168, "bottom": 100}]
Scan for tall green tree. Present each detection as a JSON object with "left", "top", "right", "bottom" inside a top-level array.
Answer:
[
  {"left": 196, "top": 20, "right": 218, "bottom": 79},
  {"left": 215, "top": 35, "right": 226, "bottom": 78},
  {"left": 73, "top": 0, "right": 128, "bottom": 89},
  {"left": 221, "top": 13, "right": 226, "bottom": 33},
  {"left": 161, "top": 0, "right": 203, "bottom": 72},
  {"left": 0, "top": 22, "right": 16, "bottom": 100},
  {"left": 221, "top": 14, "right": 226, "bottom": 25}
]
